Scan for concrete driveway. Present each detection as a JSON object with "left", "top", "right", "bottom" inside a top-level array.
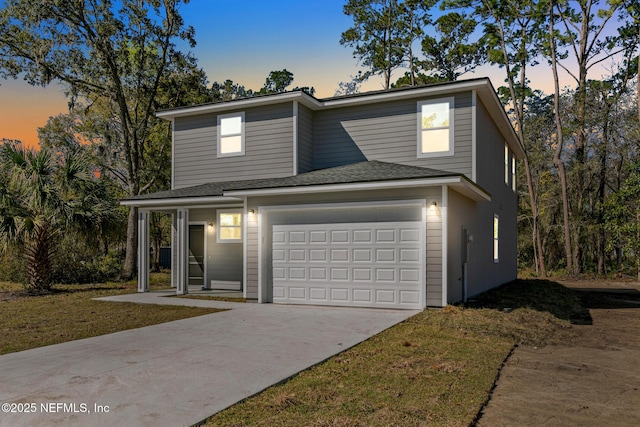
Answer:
[{"left": 0, "top": 293, "right": 418, "bottom": 427}]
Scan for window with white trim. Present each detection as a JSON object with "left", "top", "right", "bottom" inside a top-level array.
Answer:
[
  {"left": 504, "top": 143, "right": 509, "bottom": 185},
  {"left": 217, "top": 112, "right": 245, "bottom": 157},
  {"left": 417, "top": 97, "right": 454, "bottom": 157},
  {"left": 511, "top": 155, "right": 517, "bottom": 192},
  {"left": 217, "top": 209, "right": 242, "bottom": 243},
  {"left": 493, "top": 214, "right": 499, "bottom": 263}
]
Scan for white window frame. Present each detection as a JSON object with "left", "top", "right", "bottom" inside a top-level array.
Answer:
[
  {"left": 217, "top": 209, "right": 243, "bottom": 243},
  {"left": 493, "top": 214, "right": 499, "bottom": 263},
  {"left": 511, "top": 154, "right": 517, "bottom": 192},
  {"left": 504, "top": 143, "right": 509, "bottom": 186},
  {"left": 217, "top": 112, "right": 245, "bottom": 158},
  {"left": 417, "top": 97, "right": 455, "bottom": 158}
]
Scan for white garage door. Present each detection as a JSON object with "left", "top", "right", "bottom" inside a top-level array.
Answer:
[{"left": 272, "top": 222, "right": 424, "bottom": 309}]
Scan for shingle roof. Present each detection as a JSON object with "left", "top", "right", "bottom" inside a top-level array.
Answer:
[{"left": 124, "top": 161, "right": 460, "bottom": 201}]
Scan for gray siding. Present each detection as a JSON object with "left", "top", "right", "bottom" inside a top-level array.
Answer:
[
  {"left": 425, "top": 188, "right": 443, "bottom": 307},
  {"left": 312, "top": 92, "right": 473, "bottom": 177},
  {"left": 446, "top": 188, "right": 476, "bottom": 303},
  {"left": 173, "top": 103, "right": 294, "bottom": 188},
  {"left": 245, "top": 187, "right": 444, "bottom": 306},
  {"left": 297, "top": 103, "right": 314, "bottom": 173},
  {"left": 468, "top": 99, "right": 518, "bottom": 294}
]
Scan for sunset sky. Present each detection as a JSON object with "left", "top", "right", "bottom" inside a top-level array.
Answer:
[{"left": 0, "top": 0, "right": 618, "bottom": 148}]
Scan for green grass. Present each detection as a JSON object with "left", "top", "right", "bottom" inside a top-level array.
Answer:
[
  {"left": 1, "top": 277, "right": 583, "bottom": 425},
  {"left": 204, "top": 279, "right": 578, "bottom": 427},
  {"left": 0, "top": 273, "right": 223, "bottom": 355}
]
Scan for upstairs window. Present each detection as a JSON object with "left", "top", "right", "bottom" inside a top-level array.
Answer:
[
  {"left": 417, "top": 97, "right": 454, "bottom": 158},
  {"left": 512, "top": 155, "right": 516, "bottom": 192},
  {"left": 504, "top": 143, "right": 509, "bottom": 185},
  {"left": 217, "top": 209, "right": 242, "bottom": 243},
  {"left": 493, "top": 214, "right": 499, "bottom": 263},
  {"left": 217, "top": 112, "right": 245, "bottom": 157}
]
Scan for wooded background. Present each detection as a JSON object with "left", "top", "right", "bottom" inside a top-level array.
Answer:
[{"left": 0, "top": 0, "right": 638, "bottom": 292}]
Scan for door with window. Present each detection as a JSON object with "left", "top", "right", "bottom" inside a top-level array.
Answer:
[{"left": 188, "top": 224, "right": 205, "bottom": 287}]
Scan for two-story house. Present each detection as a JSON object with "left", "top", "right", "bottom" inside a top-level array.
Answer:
[{"left": 122, "top": 77, "right": 523, "bottom": 309}]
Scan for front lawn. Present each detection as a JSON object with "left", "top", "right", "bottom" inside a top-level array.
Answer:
[
  {"left": 0, "top": 273, "right": 223, "bottom": 355},
  {"left": 204, "top": 279, "right": 579, "bottom": 426}
]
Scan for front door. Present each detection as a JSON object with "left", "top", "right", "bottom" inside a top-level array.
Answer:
[{"left": 188, "top": 224, "right": 205, "bottom": 287}]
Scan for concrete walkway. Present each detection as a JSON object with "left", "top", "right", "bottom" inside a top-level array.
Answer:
[{"left": 0, "top": 292, "right": 418, "bottom": 427}]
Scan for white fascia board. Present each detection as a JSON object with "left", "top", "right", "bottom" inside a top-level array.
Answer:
[
  {"left": 120, "top": 196, "right": 242, "bottom": 208},
  {"left": 225, "top": 177, "right": 490, "bottom": 201},
  {"left": 156, "top": 92, "right": 321, "bottom": 119}
]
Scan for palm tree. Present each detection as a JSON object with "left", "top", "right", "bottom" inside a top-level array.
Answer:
[{"left": 0, "top": 141, "right": 112, "bottom": 293}]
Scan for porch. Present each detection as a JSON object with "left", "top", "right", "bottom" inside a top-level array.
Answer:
[{"left": 134, "top": 201, "right": 247, "bottom": 297}]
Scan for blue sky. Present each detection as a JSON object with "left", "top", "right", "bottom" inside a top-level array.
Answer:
[
  {"left": 1, "top": 0, "right": 376, "bottom": 146},
  {"left": 0, "top": 0, "right": 623, "bottom": 147},
  {"left": 181, "top": 0, "right": 376, "bottom": 96}
]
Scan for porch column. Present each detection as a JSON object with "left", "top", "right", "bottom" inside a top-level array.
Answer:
[
  {"left": 137, "top": 209, "right": 150, "bottom": 292},
  {"left": 171, "top": 213, "right": 177, "bottom": 288},
  {"left": 176, "top": 208, "right": 189, "bottom": 295}
]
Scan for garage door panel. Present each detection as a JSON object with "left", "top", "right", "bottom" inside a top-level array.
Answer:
[
  {"left": 273, "top": 230, "right": 286, "bottom": 244},
  {"left": 309, "top": 268, "right": 327, "bottom": 280},
  {"left": 289, "top": 267, "right": 306, "bottom": 279},
  {"left": 331, "top": 288, "right": 349, "bottom": 301},
  {"left": 289, "top": 287, "right": 306, "bottom": 299},
  {"left": 273, "top": 222, "right": 424, "bottom": 309},
  {"left": 289, "top": 249, "right": 306, "bottom": 261},
  {"left": 353, "top": 289, "right": 372, "bottom": 303},
  {"left": 352, "top": 268, "right": 372, "bottom": 281},
  {"left": 309, "top": 287, "right": 327, "bottom": 301},
  {"left": 331, "top": 268, "right": 349, "bottom": 280},
  {"left": 310, "top": 231, "right": 327, "bottom": 243},
  {"left": 400, "top": 269, "right": 420, "bottom": 282},
  {"left": 273, "top": 249, "right": 286, "bottom": 262},
  {"left": 289, "top": 231, "right": 306, "bottom": 243},
  {"left": 376, "top": 229, "right": 396, "bottom": 242},
  {"left": 400, "top": 228, "right": 420, "bottom": 242},
  {"left": 273, "top": 286, "right": 285, "bottom": 298},
  {"left": 309, "top": 249, "right": 327, "bottom": 261},
  {"left": 353, "top": 249, "right": 372, "bottom": 262},
  {"left": 331, "top": 249, "right": 349, "bottom": 261},
  {"left": 376, "top": 249, "right": 396, "bottom": 262},
  {"left": 376, "top": 290, "right": 395, "bottom": 303},
  {"left": 273, "top": 267, "right": 286, "bottom": 279},
  {"left": 400, "top": 248, "right": 420, "bottom": 262},
  {"left": 376, "top": 268, "right": 395, "bottom": 281},
  {"left": 353, "top": 229, "right": 372, "bottom": 243},
  {"left": 400, "top": 291, "right": 420, "bottom": 304},
  {"left": 331, "top": 230, "right": 349, "bottom": 243}
]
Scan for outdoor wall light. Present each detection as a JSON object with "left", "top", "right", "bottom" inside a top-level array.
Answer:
[
  {"left": 248, "top": 209, "right": 255, "bottom": 214},
  {"left": 431, "top": 201, "right": 438, "bottom": 207}
]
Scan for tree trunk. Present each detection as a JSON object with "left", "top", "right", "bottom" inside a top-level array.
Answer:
[
  {"left": 489, "top": 7, "right": 546, "bottom": 277},
  {"left": 25, "top": 224, "right": 55, "bottom": 294},
  {"left": 122, "top": 206, "right": 138, "bottom": 280},
  {"left": 597, "top": 104, "right": 610, "bottom": 276},
  {"left": 549, "top": 0, "right": 573, "bottom": 274},
  {"left": 524, "top": 155, "right": 546, "bottom": 276}
]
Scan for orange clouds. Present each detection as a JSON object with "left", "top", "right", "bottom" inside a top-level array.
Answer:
[{"left": 0, "top": 81, "right": 68, "bottom": 149}]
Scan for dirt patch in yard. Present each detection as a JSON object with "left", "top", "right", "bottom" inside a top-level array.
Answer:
[{"left": 476, "top": 280, "right": 640, "bottom": 427}]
